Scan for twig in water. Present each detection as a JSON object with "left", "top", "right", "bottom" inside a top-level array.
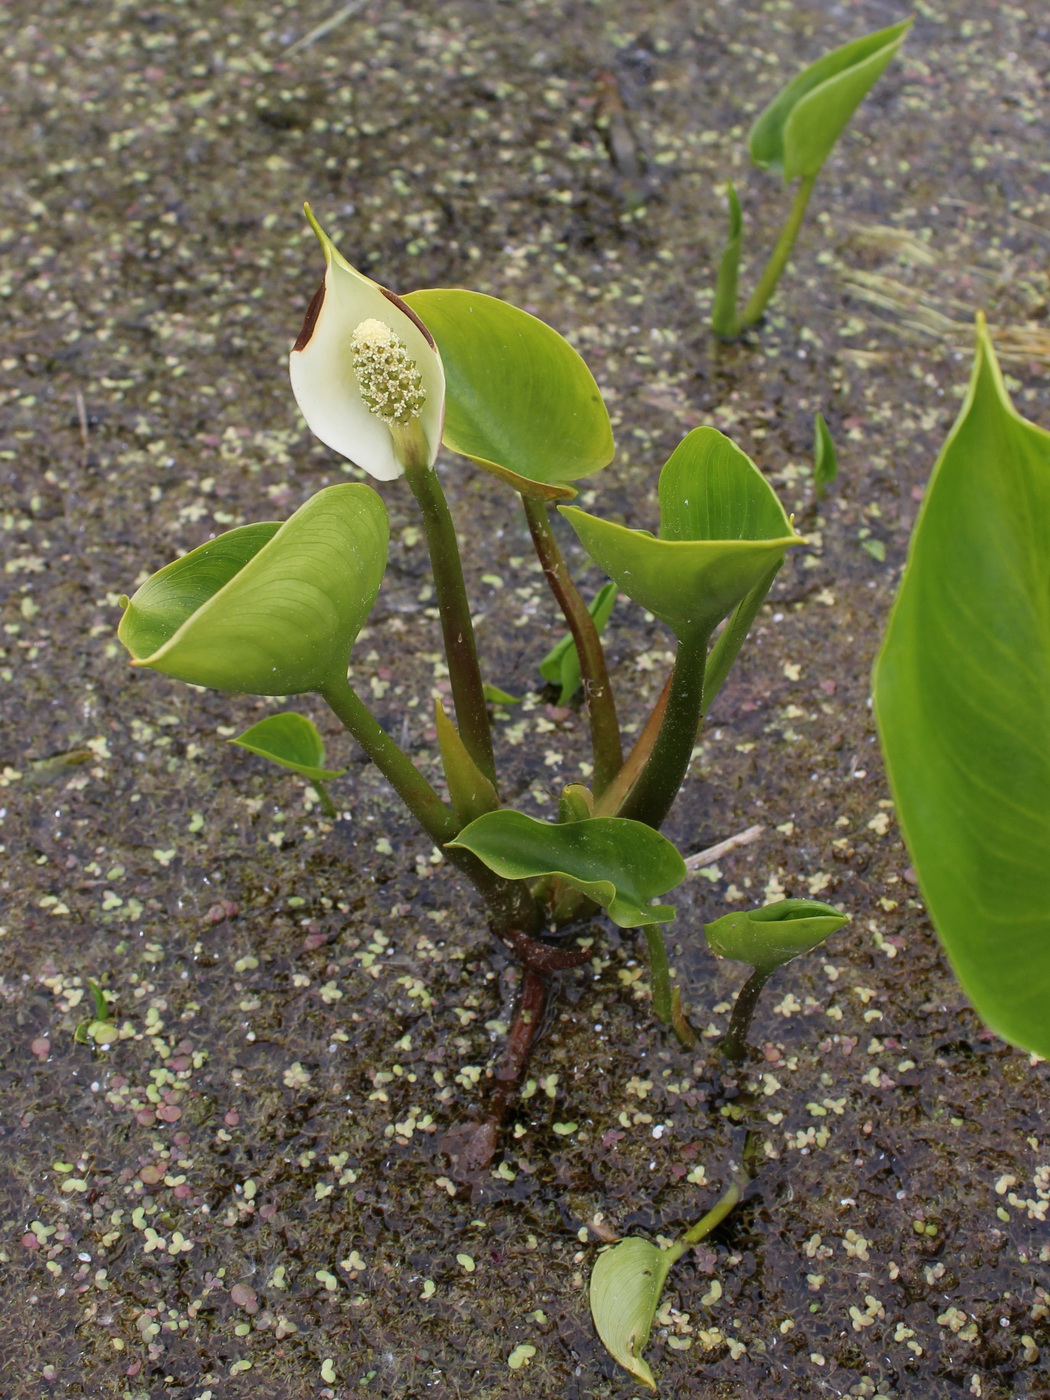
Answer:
[
  {"left": 685, "top": 823, "right": 764, "bottom": 872},
  {"left": 284, "top": 1, "right": 367, "bottom": 55}
]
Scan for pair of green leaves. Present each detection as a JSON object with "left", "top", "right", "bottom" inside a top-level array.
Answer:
[
  {"left": 875, "top": 322, "right": 1050, "bottom": 1060},
  {"left": 591, "top": 897, "right": 847, "bottom": 1390},
  {"left": 712, "top": 19, "right": 911, "bottom": 336},
  {"left": 749, "top": 19, "right": 912, "bottom": 185}
]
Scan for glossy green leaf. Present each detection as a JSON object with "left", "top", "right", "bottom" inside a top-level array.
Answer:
[
  {"left": 749, "top": 19, "right": 911, "bottom": 183},
  {"left": 118, "top": 484, "right": 388, "bottom": 696},
  {"left": 403, "top": 288, "right": 613, "bottom": 497},
  {"left": 813, "top": 411, "right": 838, "bottom": 498},
  {"left": 874, "top": 322, "right": 1050, "bottom": 1058},
  {"left": 540, "top": 581, "right": 617, "bottom": 705},
  {"left": 589, "top": 1237, "right": 673, "bottom": 1391},
  {"left": 231, "top": 712, "right": 345, "bottom": 781},
  {"left": 705, "top": 898, "right": 849, "bottom": 975},
  {"left": 448, "top": 811, "right": 686, "bottom": 928},
  {"left": 435, "top": 698, "right": 499, "bottom": 827},
  {"left": 561, "top": 428, "right": 801, "bottom": 644},
  {"left": 710, "top": 181, "right": 743, "bottom": 338}
]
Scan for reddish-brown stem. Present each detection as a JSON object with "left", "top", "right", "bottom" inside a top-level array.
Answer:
[{"left": 484, "top": 967, "right": 549, "bottom": 1130}]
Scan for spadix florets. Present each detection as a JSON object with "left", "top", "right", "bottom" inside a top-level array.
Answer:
[{"left": 351, "top": 318, "right": 427, "bottom": 426}]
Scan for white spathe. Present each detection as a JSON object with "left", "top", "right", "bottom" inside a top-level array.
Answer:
[{"left": 289, "top": 205, "right": 445, "bottom": 480}]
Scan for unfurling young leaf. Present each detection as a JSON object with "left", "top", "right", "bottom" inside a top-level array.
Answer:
[
  {"left": 589, "top": 1237, "right": 673, "bottom": 1391},
  {"left": 749, "top": 19, "right": 912, "bottom": 184},
  {"left": 403, "top": 288, "right": 614, "bottom": 500},
  {"left": 539, "top": 581, "right": 617, "bottom": 705},
  {"left": 231, "top": 711, "right": 345, "bottom": 817},
  {"left": 232, "top": 712, "right": 345, "bottom": 782},
  {"left": 448, "top": 811, "right": 686, "bottom": 928},
  {"left": 724, "top": 20, "right": 911, "bottom": 334},
  {"left": 705, "top": 898, "right": 849, "bottom": 975},
  {"left": 118, "top": 484, "right": 388, "bottom": 696},
  {"left": 874, "top": 320, "right": 1050, "bottom": 1060},
  {"left": 434, "top": 698, "right": 500, "bottom": 827},
  {"left": 710, "top": 181, "right": 743, "bottom": 339},
  {"left": 813, "top": 411, "right": 838, "bottom": 498}
]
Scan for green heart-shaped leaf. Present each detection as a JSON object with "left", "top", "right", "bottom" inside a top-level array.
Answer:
[
  {"left": 705, "top": 898, "right": 849, "bottom": 975},
  {"left": 540, "top": 581, "right": 617, "bottom": 705},
  {"left": 118, "top": 483, "right": 388, "bottom": 695},
  {"left": 749, "top": 19, "right": 911, "bottom": 184},
  {"left": 403, "top": 288, "right": 613, "bottom": 498},
  {"left": 874, "top": 321, "right": 1050, "bottom": 1059},
  {"left": 448, "top": 811, "right": 686, "bottom": 928},
  {"left": 561, "top": 428, "right": 800, "bottom": 644},
  {"left": 231, "top": 712, "right": 345, "bottom": 781},
  {"left": 589, "top": 1237, "right": 674, "bottom": 1391}
]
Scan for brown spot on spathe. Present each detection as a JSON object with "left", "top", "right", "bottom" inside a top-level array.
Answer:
[{"left": 292, "top": 279, "right": 326, "bottom": 352}]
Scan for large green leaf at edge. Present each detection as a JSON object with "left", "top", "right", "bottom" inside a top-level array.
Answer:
[
  {"left": 873, "top": 321, "right": 1050, "bottom": 1058},
  {"left": 561, "top": 427, "right": 801, "bottom": 644},
  {"left": 749, "top": 19, "right": 911, "bottom": 184},
  {"left": 119, "top": 484, "right": 388, "bottom": 695},
  {"left": 448, "top": 811, "right": 686, "bottom": 928},
  {"left": 590, "top": 1238, "right": 674, "bottom": 1391},
  {"left": 403, "top": 288, "right": 613, "bottom": 500}
]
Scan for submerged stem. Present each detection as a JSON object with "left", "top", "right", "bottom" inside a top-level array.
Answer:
[
  {"left": 521, "top": 495, "right": 623, "bottom": 796},
  {"left": 739, "top": 175, "right": 817, "bottom": 329},
  {"left": 644, "top": 925, "right": 673, "bottom": 1026},
  {"left": 404, "top": 461, "right": 497, "bottom": 785},
  {"left": 310, "top": 778, "right": 337, "bottom": 819},
  {"left": 665, "top": 1125, "right": 759, "bottom": 1266}
]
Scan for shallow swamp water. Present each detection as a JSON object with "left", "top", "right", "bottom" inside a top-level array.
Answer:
[{"left": 1, "top": 1, "right": 1049, "bottom": 1396}]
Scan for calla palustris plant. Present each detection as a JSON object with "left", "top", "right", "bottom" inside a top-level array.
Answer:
[
  {"left": 711, "top": 18, "right": 912, "bottom": 336},
  {"left": 874, "top": 321, "right": 1050, "bottom": 1060},
  {"left": 539, "top": 581, "right": 617, "bottom": 707},
  {"left": 119, "top": 203, "right": 815, "bottom": 1211},
  {"left": 589, "top": 896, "right": 848, "bottom": 1391}
]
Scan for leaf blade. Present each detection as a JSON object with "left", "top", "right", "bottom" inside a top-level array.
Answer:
[
  {"left": 448, "top": 811, "right": 686, "bottom": 928},
  {"left": 749, "top": 19, "right": 911, "bottom": 183},
  {"left": 403, "top": 288, "right": 613, "bottom": 488},
  {"left": 118, "top": 484, "right": 388, "bottom": 696},
  {"left": 561, "top": 428, "right": 800, "bottom": 644},
  {"left": 874, "top": 322, "right": 1050, "bottom": 1058},
  {"left": 589, "top": 1238, "right": 674, "bottom": 1391}
]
